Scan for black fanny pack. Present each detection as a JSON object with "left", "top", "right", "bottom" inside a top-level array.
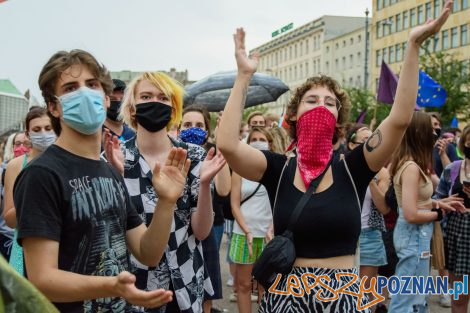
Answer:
[{"left": 252, "top": 158, "right": 332, "bottom": 289}]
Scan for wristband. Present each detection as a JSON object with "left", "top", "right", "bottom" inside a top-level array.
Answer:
[{"left": 431, "top": 207, "right": 443, "bottom": 221}]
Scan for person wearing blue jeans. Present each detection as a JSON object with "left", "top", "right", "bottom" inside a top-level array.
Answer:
[{"left": 388, "top": 112, "right": 464, "bottom": 313}]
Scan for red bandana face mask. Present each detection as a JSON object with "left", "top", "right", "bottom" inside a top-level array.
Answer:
[{"left": 294, "top": 106, "right": 336, "bottom": 188}]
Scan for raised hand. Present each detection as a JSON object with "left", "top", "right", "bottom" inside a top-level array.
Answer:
[
  {"left": 200, "top": 147, "right": 227, "bottom": 184},
  {"left": 152, "top": 148, "right": 191, "bottom": 203},
  {"left": 104, "top": 129, "right": 124, "bottom": 175},
  {"left": 234, "top": 28, "right": 259, "bottom": 76},
  {"left": 409, "top": 0, "right": 453, "bottom": 46},
  {"left": 115, "top": 271, "right": 173, "bottom": 308}
]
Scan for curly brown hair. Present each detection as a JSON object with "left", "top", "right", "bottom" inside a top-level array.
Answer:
[
  {"left": 38, "top": 49, "right": 113, "bottom": 136},
  {"left": 286, "top": 75, "right": 350, "bottom": 141}
]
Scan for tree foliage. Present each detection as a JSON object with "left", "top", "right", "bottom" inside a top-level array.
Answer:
[
  {"left": 345, "top": 87, "right": 392, "bottom": 127},
  {"left": 419, "top": 49, "right": 470, "bottom": 125}
]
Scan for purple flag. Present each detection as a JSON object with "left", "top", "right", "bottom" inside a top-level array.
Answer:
[
  {"left": 356, "top": 109, "right": 368, "bottom": 124},
  {"left": 377, "top": 61, "right": 398, "bottom": 105}
]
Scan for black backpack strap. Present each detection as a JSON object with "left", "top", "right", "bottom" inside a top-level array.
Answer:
[
  {"left": 241, "top": 183, "right": 262, "bottom": 205},
  {"left": 287, "top": 158, "right": 333, "bottom": 230}
]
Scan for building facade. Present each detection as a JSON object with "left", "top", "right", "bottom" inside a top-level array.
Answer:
[
  {"left": 111, "top": 68, "right": 191, "bottom": 86},
  {"left": 371, "top": 0, "right": 470, "bottom": 91},
  {"left": 0, "top": 79, "right": 29, "bottom": 136},
  {"left": 251, "top": 16, "right": 366, "bottom": 114}
]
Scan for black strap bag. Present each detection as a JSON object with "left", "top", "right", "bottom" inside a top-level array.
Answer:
[{"left": 252, "top": 158, "right": 332, "bottom": 289}]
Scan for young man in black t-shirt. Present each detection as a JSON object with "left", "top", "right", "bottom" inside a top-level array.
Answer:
[{"left": 14, "top": 50, "right": 189, "bottom": 312}]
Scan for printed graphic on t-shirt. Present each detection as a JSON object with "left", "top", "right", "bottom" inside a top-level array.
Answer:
[{"left": 68, "top": 175, "right": 131, "bottom": 312}]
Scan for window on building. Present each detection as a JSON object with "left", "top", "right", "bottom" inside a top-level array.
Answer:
[
  {"left": 305, "top": 62, "right": 309, "bottom": 76},
  {"left": 350, "top": 54, "right": 354, "bottom": 68},
  {"left": 350, "top": 38, "right": 354, "bottom": 45},
  {"left": 300, "top": 42, "right": 303, "bottom": 56},
  {"left": 463, "top": 0, "right": 469, "bottom": 9},
  {"left": 335, "top": 43, "right": 339, "bottom": 49},
  {"left": 451, "top": 27, "right": 459, "bottom": 48},
  {"left": 425, "top": 2, "right": 432, "bottom": 20},
  {"left": 376, "top": 50, "right": 382, "bottom": 67},
  {"left": 289, "top": 68, "right": 292, "bottom": 81},
  {"left": 453, "top": 0, "right": 459, "bottom": 11},
  {"left": 442, "top": 29, "right": 449, "bottom": 50},
  {"left": 358, "top": 34, "right": 362, "bottom": 42},
  {"left": 377, "top": 0, "right": 382, "bottom": 10},
  {"left": 325, "top": 61, "right": 329, "bottom": 72},
  {"left": 343, "top": 40, "right": 346, "bottom": 47},
  {"left": 383, "top": 21, "right": 390, "bottom": 36},
  {"left": 357, "top": 52, "right": 362, "bottom": 64},
  {"left": 294, "top": 66, "right": 297, "bottom": 79},
  {"left": 383, "top": 47, "right": 388, "bottom": 63},
  {"left": 295, "top": 44, "right": 298, "bottom": 58},
  {"left": 403, "top": 11, "right": 409, "bottom": 29},
  {"left": 335, "top": 58, "right": 339, "bottom": 70},
  {"left": 396, "top": 13, "right": 402, "bottom": 32},
  {"left": 342, "top": 56, "right": 346, "bottom": 70},
  {"left": 377, "top": 21, "right": 383, "bottom": 38},
  {"left": 326, "top": 46, "right": 330, "bottom": 53},
  {"left": 434, "top": 0, "right": 440, "bottom": 18},
  {"left": 299, "top": 64, "right": 303, "bottom": 78},
  {"left": 306, "top": 39, "right": 309, "bottom": 53},
  {"left": 390, "top": 46, "right": 395, "bottom": 63},
  {"left": 461, "top": 25, "right": 468, "bottom": 46},
  {"left": 357, "top": 75, "right": 362, "bottom": 87},
  {"left": 289, "top": 46, "right": 292, "bottom": 58},
  {"left": 418, "top": 5, "right": 425, "bottom": 24},
  {"left": 396, "top": 43, "right": 402, "bottom": 61},
  {"left": 410, "top": 8, "right": 417, "bottom": 27},
  {"left": 433, "top": 33, "right": 440, "bottom": 51},
  {"left": 349, "top": 77, "right": 353, "bottom": 86}
]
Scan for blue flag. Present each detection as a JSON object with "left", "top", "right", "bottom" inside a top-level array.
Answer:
[
  {"left": 451, "top": 116, "right": 458, "bottom": 128},
  {"left": 417, "top": 70, "right": 447, "bottom": 107}
]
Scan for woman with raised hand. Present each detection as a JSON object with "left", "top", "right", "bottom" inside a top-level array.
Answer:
[{"left": 216, "top": 2, "right": 454, "bottom": 311}]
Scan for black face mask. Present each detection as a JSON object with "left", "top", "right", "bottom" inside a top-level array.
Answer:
[
  {"left": 107, "top": 100, "right": 121, "bottom": 121},
  {"left": 435, "top": 128, "right": 442, "bottom": 138},
  {"left": 135, "top": 102, "right": 172, "bottom": 132},
  {"left": 433, "top": 133, "right": 439, "bottom": 145},
  {"left": 464, "top": 146, "right": 470, "bottom": 159}
]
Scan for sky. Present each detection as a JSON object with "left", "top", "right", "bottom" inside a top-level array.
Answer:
[{"left": 0, "top": 0, "right": 371, "bottom": 100}]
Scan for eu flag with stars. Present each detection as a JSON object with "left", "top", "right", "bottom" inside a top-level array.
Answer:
[{"left": 417, "top": 70, "right": 447, "bottom": 108}]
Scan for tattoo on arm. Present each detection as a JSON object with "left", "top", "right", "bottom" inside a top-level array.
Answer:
[
  {"left": 365, "top": 129, "right": 382, "bottom": 152},
  {"left": 240, "top": 85, "right": 248, "bottom": 114},
  {"left": 415, "top": 31, "right": 431, "bottom": 45}
]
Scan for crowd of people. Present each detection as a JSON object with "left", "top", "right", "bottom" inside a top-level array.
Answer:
[{"left": 0, "top": 1, "right": 468, "bottom": 312}]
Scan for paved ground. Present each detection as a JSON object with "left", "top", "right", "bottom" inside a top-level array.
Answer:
[{"left": 211, "top": 234, "right": 461, "bottom": 312}]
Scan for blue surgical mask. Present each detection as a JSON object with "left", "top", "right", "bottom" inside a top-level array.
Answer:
[
  {"left": 57, "top": 86, "right": 105, "bottom": 135},
  {"left": 29, "top": 131, "right": 56, "bottom": 151},
  {"left": 179, "top": 127, "right": 208, "bottom": 145}
]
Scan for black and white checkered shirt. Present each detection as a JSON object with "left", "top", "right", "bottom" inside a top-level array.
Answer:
[{"left": 123, "top": 136, "right": 213, "bottom": 313}]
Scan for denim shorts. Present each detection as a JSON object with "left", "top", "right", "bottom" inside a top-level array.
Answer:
[{"left": 359, "top": 228, "right": 387, "bottom": 267}]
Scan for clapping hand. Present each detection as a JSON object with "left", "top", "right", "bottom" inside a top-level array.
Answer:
[
  {"left": 152, "top": 148, "right": 191, "bottom": 204},
  {"left": 115, "top": 271, "right": 173, "bottom": 308},
  {"left": 104, "top": 129, "right": 124, "bottom": 175},
  {"left": 200, "top": 147, "right": 227, "bottom": 185}
]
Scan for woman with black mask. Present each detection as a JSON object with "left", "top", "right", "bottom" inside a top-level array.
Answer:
[{"left": 105, "top": 72, "right": 226, "bottom": 313}]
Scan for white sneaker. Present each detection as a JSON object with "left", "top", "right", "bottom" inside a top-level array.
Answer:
[
  {"left": 440, "top": 294, "right": 452, "bottom": 307},
  {"left": 226, "top": 277, "right": 234, "bottom": 287},
  {"left": 229, "top": 292, "right": 237, "bottom": 302}
]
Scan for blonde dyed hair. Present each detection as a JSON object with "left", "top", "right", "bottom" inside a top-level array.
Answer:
[{"left": 120, "top": 72, "right": 184, "bottom": 130}]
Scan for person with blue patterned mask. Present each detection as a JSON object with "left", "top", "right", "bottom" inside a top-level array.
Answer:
[{"left": 178, "top": 105, "right": 231, "bottom": 313}]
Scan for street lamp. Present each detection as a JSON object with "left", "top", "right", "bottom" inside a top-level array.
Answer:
[{"left": 364, "top": 8, "right": 370, "bottom": 90}]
